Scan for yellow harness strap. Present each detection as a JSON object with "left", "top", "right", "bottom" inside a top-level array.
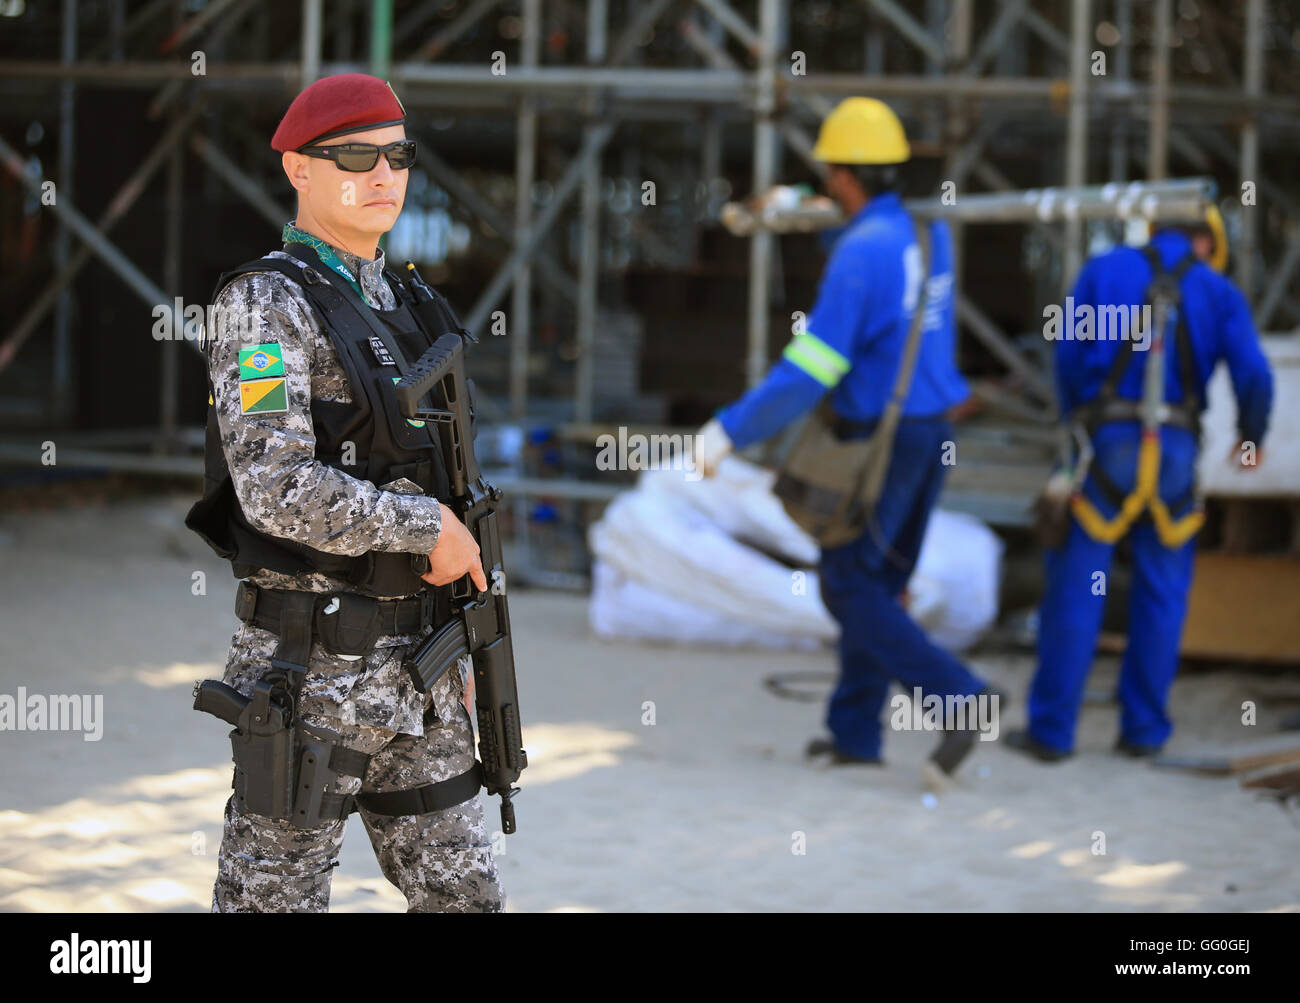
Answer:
[{"left": 1069, "top": 431, "right": 1205, "bottom": 546}]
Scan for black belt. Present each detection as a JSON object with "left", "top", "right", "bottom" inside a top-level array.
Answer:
[
  {"left": 235, "top": 581, "right": 445, "bottom": 637},
  {"left": 234, "top": 581, "right": 451, "bottom": 689},
  {"left": 353, "top": 763, "right": 484, "bottom": 817}
]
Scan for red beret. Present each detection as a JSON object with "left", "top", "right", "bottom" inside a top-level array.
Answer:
[{"left": 271, "top": 73, "right": 406, "bottom": 152}]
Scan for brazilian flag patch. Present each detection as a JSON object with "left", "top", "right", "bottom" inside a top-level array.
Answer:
[
  {"left": 240, "top": 378, "right": 288, "bottom": 415},
  {"left": 239, "top": 343, "right": 285, "bottom": 380}
]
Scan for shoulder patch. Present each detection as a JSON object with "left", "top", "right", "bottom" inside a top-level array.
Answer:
[
  {"left": 240, "top": 378, "right": 288, "bottom": 414},
  {"left": 239, "top": 343, "right": 285, "bottom": 380}
]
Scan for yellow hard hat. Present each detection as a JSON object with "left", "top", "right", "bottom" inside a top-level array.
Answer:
[
  {"left": 811, "top": 97, "right": 910, "bottom": 165},
  {"left": 1204, "top": 204, "right": 1228, "bottom": 273}
]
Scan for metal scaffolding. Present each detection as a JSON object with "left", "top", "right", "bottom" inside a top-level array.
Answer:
[{"left": 1, "top": 0, "right": 1298, "bottom": 479}]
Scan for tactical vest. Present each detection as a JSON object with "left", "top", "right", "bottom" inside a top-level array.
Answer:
[{"left": 185, "top": 243, "right": 469, "bottom": 598}]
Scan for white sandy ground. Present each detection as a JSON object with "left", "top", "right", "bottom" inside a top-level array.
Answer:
[{"left": 0, "top": 494, "right": 1297, "bottom": 913}]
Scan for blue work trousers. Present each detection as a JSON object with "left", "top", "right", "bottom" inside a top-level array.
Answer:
[
  {"left": 1029, "top": 424, "right": 1198, "bottom": 753},
  {"left": 817, "top": 417, "right": 986, "bottom": 759}
]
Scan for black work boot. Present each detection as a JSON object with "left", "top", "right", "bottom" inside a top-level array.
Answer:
[
  {"left": 1115, "top": 737, "right": 1163, "bottom": 758},
  {"left": 1005, "top": 729, "right": 1072, "bottom": 763},
  {"left": 805, "top": 736, "right": 883, "bottom": 766},
  {"left": 925, "top": 685, "right": 1007, "bottom": 785},
  {"left": 928, "top": 729, "right": 977, "bottom": 778}
]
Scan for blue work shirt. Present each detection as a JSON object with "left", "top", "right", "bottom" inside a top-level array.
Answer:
[
  {"left": 1057, "top": 228, "right": 1273, "bottom": 445},
  {"left": 718, "top": 191, "right": 970, "bottom": 451}
]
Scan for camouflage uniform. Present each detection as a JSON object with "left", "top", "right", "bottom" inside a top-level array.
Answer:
[{"left": 204, "top": 227, "right": 504, "bottom": 913}]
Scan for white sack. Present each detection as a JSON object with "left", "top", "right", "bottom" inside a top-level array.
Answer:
[{"left": 587, "top": 455, "right": 1001, "bottom": 652}]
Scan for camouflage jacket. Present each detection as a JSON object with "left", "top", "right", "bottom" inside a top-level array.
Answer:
[{"left": 205, "top": 226, "right": 452, "bottom": 734}]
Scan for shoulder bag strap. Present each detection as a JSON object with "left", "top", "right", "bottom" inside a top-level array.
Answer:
[{"left": 855, "top": 217, "right": 933, "bottom": 508}]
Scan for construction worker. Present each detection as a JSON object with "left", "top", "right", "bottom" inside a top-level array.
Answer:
[
  {"left": 1007, "top": 211, "right": 1274, "bottom": 762},
  {"left": 696, "top": 98, "right": 998, "bottom": 782}
]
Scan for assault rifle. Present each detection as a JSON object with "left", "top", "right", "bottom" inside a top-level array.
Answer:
[{"left": 395, "top": 283, "right": 527, "bottom": 835}]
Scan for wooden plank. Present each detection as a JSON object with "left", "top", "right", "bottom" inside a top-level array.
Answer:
[
  {"left": 1240, "top": 763, "right": 1300, "bottom": 792},
  {"left": 1094, "top": 552, "right": 1300, "bottom": 663},
  {"left": 1180, "top": 553, "right": 1300, "bottom": 663},
  {"left": 1152, "top": 736, "right": 1300, "bottom": 776}
]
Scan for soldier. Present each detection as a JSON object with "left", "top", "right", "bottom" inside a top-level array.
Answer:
[{"left": 186, "top": 73, "right": 503, "bottom": 912}]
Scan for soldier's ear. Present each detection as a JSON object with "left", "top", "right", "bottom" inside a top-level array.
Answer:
[{"left": 282, "top": 151, "right": 311, "bottom": 195}]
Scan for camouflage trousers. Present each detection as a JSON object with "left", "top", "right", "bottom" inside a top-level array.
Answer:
[{"left": 210, "top": 630, "right": 505, "bottom": 913}]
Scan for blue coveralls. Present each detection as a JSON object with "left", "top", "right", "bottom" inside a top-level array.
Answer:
[
  {"left": 1029, "top": 229, "right": 1274, "bottom": 753},
  {"left": 718, "top": 191, "right": 982, "bottom": 759}
]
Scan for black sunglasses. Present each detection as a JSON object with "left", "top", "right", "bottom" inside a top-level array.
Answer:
[{"left": 298, "top": 139, "right": 417, "bottom": 172}]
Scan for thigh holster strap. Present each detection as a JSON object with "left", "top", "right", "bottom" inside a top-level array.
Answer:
[{"left": 353, "top": 763, "right": 484, "bottom": 817}]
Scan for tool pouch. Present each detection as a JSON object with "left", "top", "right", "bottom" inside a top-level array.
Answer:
[
  {"left": 772, "top": 402, "right": 894, "bottom": 549},
  {"left": 314, "top": 593, "right": 384, "bottom": 657},
  {"left": 1033, "top": 469, "right": 1074, "bottom": 550}
]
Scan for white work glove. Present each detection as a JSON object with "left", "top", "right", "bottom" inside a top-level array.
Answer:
[{"left": 695, "top": 418, "right": 733, "bottom": 478}]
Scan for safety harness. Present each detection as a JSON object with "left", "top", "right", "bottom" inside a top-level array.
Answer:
[{"left": 1068, "top": 245, "right": 1206, "bottom": 547}]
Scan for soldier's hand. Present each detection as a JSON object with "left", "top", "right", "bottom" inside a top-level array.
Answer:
[
  {"left": 462, "top": 669, "right": 475, "bottom": 717},
  {"left": 423, "top": 503, "right": 489, "bottom": 592}
]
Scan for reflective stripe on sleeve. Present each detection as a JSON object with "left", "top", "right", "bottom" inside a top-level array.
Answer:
[{"left": 782, "top": 332, "right": 851, "bottom": 388}]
